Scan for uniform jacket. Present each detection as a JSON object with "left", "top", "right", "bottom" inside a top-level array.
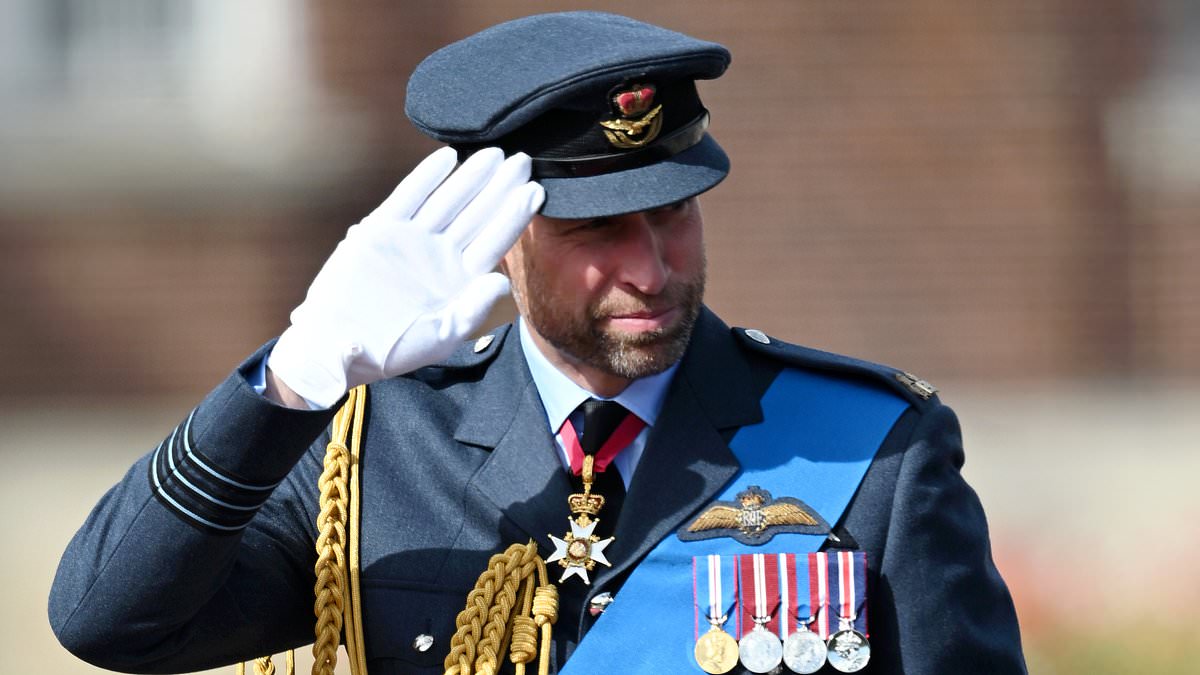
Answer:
[{"left": 50, "top": 308, "right": 1026, "bottom": 674}]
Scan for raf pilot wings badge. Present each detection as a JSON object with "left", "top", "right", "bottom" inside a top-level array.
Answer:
[{"left": 678, "top": 485, "right": 831, "bottom": 545}]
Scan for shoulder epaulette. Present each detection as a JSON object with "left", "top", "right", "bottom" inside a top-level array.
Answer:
[{"left": 732, "top": 326, "right": 939, "bottom": 409}]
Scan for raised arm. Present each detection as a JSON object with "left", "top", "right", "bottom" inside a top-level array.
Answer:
[{"left": 49, "top": 147, "right": 542, "bottom": 672}]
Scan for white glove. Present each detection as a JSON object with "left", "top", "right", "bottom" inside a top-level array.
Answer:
[{"left": 269, "top": 146, "right": 544, "bottom": 408}]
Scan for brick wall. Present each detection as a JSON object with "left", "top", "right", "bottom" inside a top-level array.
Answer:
[{"left": 2, "top": 0, "right": 1194, "bottom": 400}]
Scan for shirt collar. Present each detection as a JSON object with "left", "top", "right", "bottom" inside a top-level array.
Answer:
[{"left": 518, "top": 318, "right": 678, "bottom": 433}]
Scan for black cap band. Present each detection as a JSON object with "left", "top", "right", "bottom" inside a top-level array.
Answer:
[{"left": 528, "top": 112, "right": 710, "bottom": 179}]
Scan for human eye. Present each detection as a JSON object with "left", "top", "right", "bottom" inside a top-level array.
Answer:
[{"left": 572, "top": 217, "right": 613, "bottom": 233}]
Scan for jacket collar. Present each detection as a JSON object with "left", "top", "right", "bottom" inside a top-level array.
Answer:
[
  {"left": 456, "top": 308, "right": 765, "bottom": 586},
  {"left": 591, "top": 307, "right": 763, "bottom": 591},
  {"left": 455, "top": 325, "right": 575, "bottom": 548}
]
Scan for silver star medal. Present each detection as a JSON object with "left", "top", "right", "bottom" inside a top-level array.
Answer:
[{"left": 546, "top": 517, "right": 613, "bottom": 584}]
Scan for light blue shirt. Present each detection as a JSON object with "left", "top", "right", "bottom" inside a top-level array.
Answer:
[{"left": 518, "top": 319, "right": 678, "bottom": 488}]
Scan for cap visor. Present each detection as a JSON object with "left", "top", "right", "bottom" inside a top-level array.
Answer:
[{"left": 537, "top": 134, "right": 729, "bottom": 219}]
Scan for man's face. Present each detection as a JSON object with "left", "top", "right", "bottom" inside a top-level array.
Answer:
[{"left": 504, "top": 197, "right": 707, "bottom": 384}]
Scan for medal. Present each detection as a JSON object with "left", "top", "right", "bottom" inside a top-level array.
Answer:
[
  {"left": 694, "top": 555, "right": 738, "bottom": 674},
  {"left": 783, "top": 616, "right": 827, "bottom": 674},
  {"left": 546, "top": 409, "right": 643, "bottom": 585},
  {"left": 826, "top": 623, "right": 870, "bottom": 673},
  {"left": 825, "top": 550, "right": 870, "bottom": 673},
  {"left": 738, "top": 623, "right": 783, "bottom": 674},
  {"left": 774, "top": 551, "right": 827, "bottom": 674},
  {"left": 546, "top": 456, "right": 613, "bottom": 585},
  {"left": 695, "top": 625, "right": 739, "bottom": 674},
  {"left": 736, "top": 553, "right": 783, "bottom": 673}
]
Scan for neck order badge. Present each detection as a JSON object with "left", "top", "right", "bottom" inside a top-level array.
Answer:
[{"left": 546, "top": 401, "right": 645, "bottom": 585}]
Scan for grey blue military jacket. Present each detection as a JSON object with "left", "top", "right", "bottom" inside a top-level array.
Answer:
[{"left": 50, "top": 308, "right": 1026, "bottom": 674}]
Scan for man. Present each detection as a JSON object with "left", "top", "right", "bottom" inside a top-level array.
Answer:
[{"left": 50, "top": 12, "right": 1026, "bottom": 675}]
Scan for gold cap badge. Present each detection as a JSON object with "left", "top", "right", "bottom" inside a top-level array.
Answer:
[{"left": 599, "top": 83, "right": 664, "bottom": 149}]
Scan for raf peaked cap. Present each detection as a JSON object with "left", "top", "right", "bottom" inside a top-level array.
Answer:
[{"left": 405, "top": 12, "right": 731, "bottom": 219}]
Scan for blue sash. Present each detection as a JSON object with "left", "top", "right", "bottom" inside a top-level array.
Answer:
[{"left": 562, "top": 368, "right": 909, "bottom": 673}]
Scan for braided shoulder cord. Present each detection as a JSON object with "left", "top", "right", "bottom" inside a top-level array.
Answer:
[
  {"left": 443, "top": 541, "right": 557, "bottom": 675},
  {"left": 240, "top": 385, "right": 361, "bottom": 675},
  {"left": 235, "top": 650, "right": 294, "bottom": 675},
  {"left": 312, "top": 385, "right": 366, "bottom": 675},
  {"left": 237, "top": 386, "right": 373, "bottom": 675},
  {"left": 343, "top": 386, "right": 369, "bottom": 675}
]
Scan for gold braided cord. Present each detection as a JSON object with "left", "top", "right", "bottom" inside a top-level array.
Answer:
[
  {"left": 311, "top": 386, "right": 363, "bottom": 675},
  {"left": 237, "top": 387, "right": 366, "bottom": 675},
  {"left": 443, "top": 541, "right": 556, "bottom": 675},
  {"left": 235, "top": 651, "right": 294, "bottom": 675},
  {"left": 344, "top": 386, "right": 369, "bottom": 675}
]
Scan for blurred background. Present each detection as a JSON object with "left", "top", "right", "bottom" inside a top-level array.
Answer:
[{"left": 3, "top": 1, "right": 1197, "bottom": 673}]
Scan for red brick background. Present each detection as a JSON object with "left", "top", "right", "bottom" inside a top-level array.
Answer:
[{"left": 1, "top": 0, "right": 1195, "bottom": 395}]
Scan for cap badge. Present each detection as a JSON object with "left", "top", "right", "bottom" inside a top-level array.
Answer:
[
  {"left": 678, "top": 485, "right": 831, "bottom": 545},
  {"left": 599, "top": 83, "right": 663, "bottom": 149}
]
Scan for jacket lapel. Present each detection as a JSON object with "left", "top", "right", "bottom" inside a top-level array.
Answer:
[
  {"left": 454, "top": 309, "right": 768, "bottom": 586},
  {"left": 592, "top": 308, "right": 765, "bottom": 589},
  {"left": 455, "top": 326, "right": 575, "bottom": 548}
]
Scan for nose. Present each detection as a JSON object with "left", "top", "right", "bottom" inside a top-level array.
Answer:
[{"left": 613, "top": 212, "right": 670, "bottom": 295}]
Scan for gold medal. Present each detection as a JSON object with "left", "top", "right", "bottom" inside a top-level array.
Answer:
[{"left": 694, "top": 625, "right": 738, "bottom": 674}]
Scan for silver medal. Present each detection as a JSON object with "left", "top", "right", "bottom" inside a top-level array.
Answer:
[
  {"left": 738, "top": 624, "right": 783, "bottom": 674},
  {"left": 826, "top": 628, "right": 871, "bottom": 673},
  {"left": 782, "top": 627, "right": 827, "bottom": 674}
]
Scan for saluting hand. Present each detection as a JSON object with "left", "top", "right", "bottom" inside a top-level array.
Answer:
[{"left": 268, "top": 147, "right": 544, "bottom": 408}]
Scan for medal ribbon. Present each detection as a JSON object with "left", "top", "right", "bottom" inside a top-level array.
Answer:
[
  {"left": 809, "top": 552, "right": 830, "bottom": 639},
  {"left": 693, "top": 554, "right": 737, "bottom": 640},
  {"left": 736, "top": 553, "right": 781, "bottom": 637},
  {"left": 828, "top": 550, "right": 869, "bottom": 635},
  {"left": 779, "top": 553, "right": 810, "bottom": 640},
  {"left": 561, "top": 414, "right": 646, "bottom": 475}
]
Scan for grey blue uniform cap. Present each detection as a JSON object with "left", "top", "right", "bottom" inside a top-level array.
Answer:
[{"left": 406, "top": 11, "right": 731, "bottom": 219}]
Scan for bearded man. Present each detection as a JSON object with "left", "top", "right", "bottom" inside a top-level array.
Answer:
[{"left": 50, "top": 12, "right": 1025, "bottom": 675}]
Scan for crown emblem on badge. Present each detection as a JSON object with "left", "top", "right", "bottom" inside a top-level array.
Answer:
[
  {"left": 567, "top": 491, "right": 606, "bottom": 518},
  {"left": 599, "top": 83, "right": 664, "bottom": 149}
]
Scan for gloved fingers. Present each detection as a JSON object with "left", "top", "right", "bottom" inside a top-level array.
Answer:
[
  {"left": 461, "top": 182, "right": 544, "bottom": 276},
  {"left": 433, "top": 272, "right": 513, "bottom": 343},
  {"left": 368, "top": 146, "right": 458, "bottom": 223},
  {"left": 413, "top": 147, "right": 505, "bottom": 233},
  {"left": 445, "top": 152, "right": 533, "bottom": 249}
]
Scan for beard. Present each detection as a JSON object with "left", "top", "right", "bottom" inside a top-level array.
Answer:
[{"left": 517, "top": 258, "right": 706, "bottom": 380}]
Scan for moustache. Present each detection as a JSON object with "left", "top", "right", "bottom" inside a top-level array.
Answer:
[{"left": 589, "top": 281, "right": 699, "bottom": 319}]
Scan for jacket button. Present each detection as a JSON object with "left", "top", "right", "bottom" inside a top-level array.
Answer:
[
  {"left": 473, "top": 334, "right": 495, "bottom": 353},
  {"left": 412, "top": 633, "right": 435, "bottom": 652},
  {"left": 744, "top": 328, "right": 770, "bottom": 344}
]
